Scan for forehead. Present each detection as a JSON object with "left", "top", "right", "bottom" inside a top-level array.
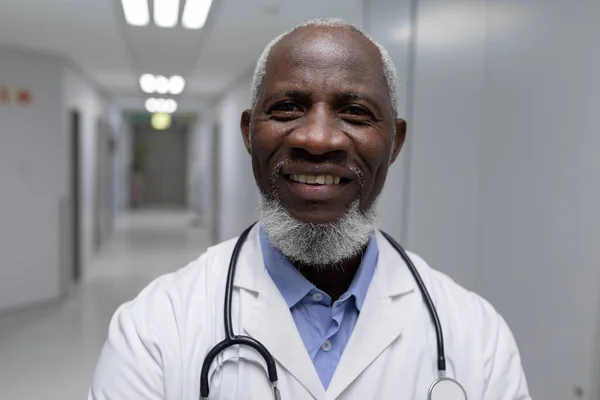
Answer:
[{"left": 262, "top": 27, "right": 388, "bottom": 101}]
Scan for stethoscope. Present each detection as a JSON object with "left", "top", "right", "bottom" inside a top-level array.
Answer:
[{"left": 200, "top": 223, "right": 467, "bottom": 400}]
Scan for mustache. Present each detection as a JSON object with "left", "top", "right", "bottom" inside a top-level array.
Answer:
[{"left": 270, "top": 159, "right": 365, "bottom": 187}]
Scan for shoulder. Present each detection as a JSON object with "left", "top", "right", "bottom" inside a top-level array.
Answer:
[
  {"left": 117, "top": 236, "right": 240, "bottom": 336},
  {"left": 406, "top": 252, "right": 530, "bottom": 395},
  {"left": 405, "top": 251, "right": 502, "bottom": 328}
]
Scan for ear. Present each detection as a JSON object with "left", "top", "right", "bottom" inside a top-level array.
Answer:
[
  {"left": 390, "top": 118, "right": 407, "bottom": 164},
  {"left": 240, "top": 109, "right": 252, "bottom": 155}
]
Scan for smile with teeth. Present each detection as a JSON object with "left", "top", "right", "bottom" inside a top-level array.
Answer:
[{"left": 288, "top": 174, "right": 342, "bottom": 185}]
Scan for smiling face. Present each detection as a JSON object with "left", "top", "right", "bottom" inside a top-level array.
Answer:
[{"left": 242, "top": 26, "right": 406, "bottom": 224}]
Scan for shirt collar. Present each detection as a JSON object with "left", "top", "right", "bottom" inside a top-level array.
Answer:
[
  {"left": 259, "top": 226, "right": 379, "bottom": 311},
  {"left": 259, "top": 226, "right": 314, "bottom": 308}
]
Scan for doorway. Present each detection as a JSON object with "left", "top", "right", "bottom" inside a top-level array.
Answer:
[
  {"left": 69, "top": 110, "right": 81, "bottom": 282},
  {"left": 132, "top": 119, "right": 189, "bottom": 209}
]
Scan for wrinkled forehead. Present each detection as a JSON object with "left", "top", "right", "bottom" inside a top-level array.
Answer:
[{"left": 262, "top": 27, "right": 389, "bottom": 103}]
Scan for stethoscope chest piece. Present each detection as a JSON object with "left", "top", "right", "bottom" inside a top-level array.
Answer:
[{"left": 428, "top": 377, "right": 467, "bottom": 400}]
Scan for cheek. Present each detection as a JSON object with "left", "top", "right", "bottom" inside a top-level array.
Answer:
[
  {"left": 249, "top": 123, "right": 287, "bottom": 183},
  {"left": 349, "top": 128, "right": 394, "bottom": 173}
]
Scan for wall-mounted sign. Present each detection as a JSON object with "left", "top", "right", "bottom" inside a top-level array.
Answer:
[{"left": 0, "top": 86, "right": 33, "bottom": 106}]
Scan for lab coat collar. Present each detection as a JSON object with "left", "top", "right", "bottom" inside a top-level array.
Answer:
[
  {"left": 233, "top": 225, "right": 417, "bottom": 399},
  {"left": 326, "top": 230, "right": 417, "bottom": 398},
  {"left": 234, "top": 225, "right": 326, "bottom": 398}
]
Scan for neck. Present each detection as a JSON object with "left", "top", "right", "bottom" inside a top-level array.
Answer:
[{"left": 293, "top": 250, "right": 365, "bottom": 303}]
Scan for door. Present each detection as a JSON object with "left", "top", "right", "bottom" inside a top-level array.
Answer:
[
  {"left": 69, "top": 111, "right": 81, "bottom": 282},
  {"left": 210, "top": 123, "right": 221, "bottom": 243}
]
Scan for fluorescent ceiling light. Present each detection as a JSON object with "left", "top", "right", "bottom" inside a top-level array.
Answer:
[
  {"left": 146, "top": 98, "right": 177, "bottom": 114},
  {"left": 155, "top": 75, "right": 169, "bottom": 94},
  {"left": 163, "top": 99, "right": 178, "bottom": 113},
  {"left": 154, "top": 0, "right": 180, "bottom": 28},
  {"left": 182, "top": 0, "right": 213, "bottom": 29},
  {"left": 140, "top": 74, "right": 156, "bottom": 93},
  {"left": 121, "top": 0, "right": 150, "bottom": 26},
  {"left": 145, "top": 98, "right": 158, "bottom": 113},
  {"left": 168, "top": 76, "right": 185, "bottom": 95}
]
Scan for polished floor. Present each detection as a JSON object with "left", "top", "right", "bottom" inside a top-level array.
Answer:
[{"left": 0, "top": 210, "right": 209, "bottom": 400}]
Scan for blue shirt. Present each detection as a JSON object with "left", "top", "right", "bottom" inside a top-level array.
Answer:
[{"left": 259, "top": 227, "right": 379, "bottom": 389}]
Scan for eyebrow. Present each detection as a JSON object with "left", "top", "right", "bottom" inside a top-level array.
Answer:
[
  {"left": 262, "top": 89, "right": 386, "bottom": 116},
  {"left": 263, "top": 90, "right": 312, "bottom": 106}
]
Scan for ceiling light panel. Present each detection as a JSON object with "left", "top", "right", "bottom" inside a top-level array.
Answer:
[
  {"left": 121, "top": 0, "right": 150, "bottom": 26},
  {"left": 163, "top": 99, "right": 178, "bottom": 113},
  {"left": 155, "top": 76, "right": 169, "bottom": 94},
  {"left": 140, "top": 74, "right": 156, "bottom": 93},
  {"left": 146, "top": 98, "right": 178, "bottom": 114},
  {"left": 182, "top": 0, "right": 214, "bottom": 29},
  {"left": 154, "top": 0, "right": 180, "bottom": 28},
  {"left": 145, "top": 98, "right": 158, "bottom": 113},
  {"left": 168, "top": 76, "right": 185, "bottom": 95}
]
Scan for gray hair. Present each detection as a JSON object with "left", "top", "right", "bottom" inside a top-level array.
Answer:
[{"left": 250, "top": 18, "right": 398, "bottom": 118}]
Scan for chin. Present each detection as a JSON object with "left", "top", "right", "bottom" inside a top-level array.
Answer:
[{"left": 285, "top": 204, "right": 354, "bottom": 225}]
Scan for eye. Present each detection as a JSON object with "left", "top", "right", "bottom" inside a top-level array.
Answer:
[
  {"left": 269, "top": 102, "right": 302, "bottom": 113},
  {"left": 341, "top": 105, "right": 372, "bottom": 119}
]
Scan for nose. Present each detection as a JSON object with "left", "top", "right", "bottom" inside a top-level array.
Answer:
[{"left": 287, "top": 104, "right": 351, "bottom": 157}]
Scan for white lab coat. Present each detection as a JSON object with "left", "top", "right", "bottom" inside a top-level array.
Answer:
[{"left": 89, "top": 226, "right": 531, "bottom": 399}]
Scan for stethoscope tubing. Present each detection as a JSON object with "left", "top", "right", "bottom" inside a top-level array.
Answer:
[
  {"left": 379, "top": 231, "right": 447, "bottom": 373},
  {"left": 199, "top": 224, "right": 448, "bottom": 399}
]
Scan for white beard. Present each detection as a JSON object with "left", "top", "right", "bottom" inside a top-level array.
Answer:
[{"left": 259, "top": 195, "right": 379, "bottom": 268}]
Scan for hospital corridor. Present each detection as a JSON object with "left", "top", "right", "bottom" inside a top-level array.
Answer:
[
  {"left": 1, "top": 0, "right": 600, "bottom": 399},
  {"left": 0, "top": 211, "right": 209, "bottom": 399}
]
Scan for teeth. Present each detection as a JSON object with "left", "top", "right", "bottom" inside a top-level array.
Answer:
[{"left": 290, "top": 174, "right": 342, "bottom": 185}]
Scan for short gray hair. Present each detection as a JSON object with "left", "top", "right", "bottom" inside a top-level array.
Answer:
[{"left": 250, "top": 18, "right": 398, "bottom": 118}]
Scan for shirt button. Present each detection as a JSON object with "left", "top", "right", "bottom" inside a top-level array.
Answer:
[
  {"left": 312, "top": 292, "right": 324, "bottom": 302},
  {"left": 321, "top": 340, "right": 332, "bottom": 352}
]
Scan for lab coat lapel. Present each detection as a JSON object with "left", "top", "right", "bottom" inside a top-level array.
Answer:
[
  {"left": 235, "top": 226, "right": 326, "bottom": 400},
  {"left": 326, "top": 232, "right": 417, "bottom": 399}
]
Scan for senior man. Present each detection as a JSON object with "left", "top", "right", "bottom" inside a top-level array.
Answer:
[{"left": 89, "top": 18, "right": 531, "bottom": 400}]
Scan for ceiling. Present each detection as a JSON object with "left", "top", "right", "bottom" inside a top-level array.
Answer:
[{"left": 0, "top": 0, "right": 363, "bottom": 110}]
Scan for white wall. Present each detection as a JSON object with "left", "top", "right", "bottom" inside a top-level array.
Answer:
[
  {"left": 108, "top": 106, "right": 131, "bottom": 213},
  {"left": 403, "top": 1, "right": 489, "bottom": 289},
  {"left": 0, "top": 46, "right": 119, "bottom": 312},
  {"left": 402, "top": 0, "right": 600, "bottom": 398},
  {"left": 216, "top": 78, "right": 261, "bottom": 242},
  {"left": 188, "top": 113, "right": 215, "bottom": 229},
  {"left": 63, "top": 65, "right": 110, "bottom": 272},
  {"left": 363, "top": 0, "right": 413, "bottom": 243},
  {"left": 476, "top": 2, "right": 600, "bottom": 398},
  {"left": 0, "top": 47, "right": 67, "bottom": 312},
  {"left": 189, "top": 77, "right": 260, "bottom": 244}
]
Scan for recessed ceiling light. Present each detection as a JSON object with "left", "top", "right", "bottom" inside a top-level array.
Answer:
[
  {"left": 168, "top": 76, "right": 185, "bottom": 95},
  {"left": 155, "top": 76, "right": 169, "bottom": 94},
  {"left": 121, "top": 0, "right": 150, "bottom": 26},
  {"left": 140, "top": 74, "right": 156, "bottom": 93},
  {"left": 154, "top": 0, "right": 180, "bottom": 28},
  {"left": 163, "top": 99, "right": 178, "bottom": 113},
  {"left": 145, "top": 98, "right": 158, "bottom": 113},
  {"left": 182, "top": 0, "right": 214, "bottom": 29}
]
